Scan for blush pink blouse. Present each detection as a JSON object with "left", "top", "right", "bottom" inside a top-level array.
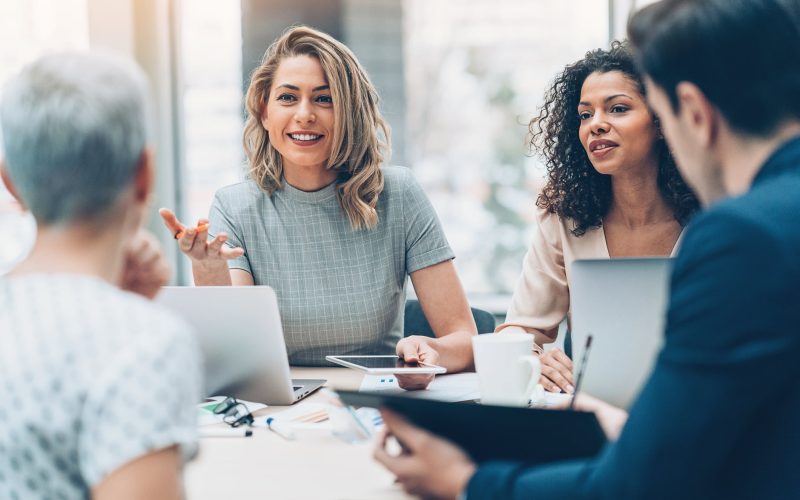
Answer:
[{"left": 496, "top": 207, "right": 681, "bottom": 352}]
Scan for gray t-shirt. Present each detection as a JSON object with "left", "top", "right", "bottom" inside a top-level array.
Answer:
[
  {"left": 0, "top": 275, "right": 202, "bottom": 500},
  {"left": 209, "top": 166, "right": 454, "bottom": 365}
]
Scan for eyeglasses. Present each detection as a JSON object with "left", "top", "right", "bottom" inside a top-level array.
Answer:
[{"left": 213, "top": 396, "right": 254, "bottom": 428}]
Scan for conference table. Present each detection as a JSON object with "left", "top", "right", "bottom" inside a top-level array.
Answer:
[{"left": 184, "top": 367, "right": 411, "bottom": 499}]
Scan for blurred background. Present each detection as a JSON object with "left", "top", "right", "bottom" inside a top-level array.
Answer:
[{"left": 0, "top": 0, "right": 657, "bottom": 313}]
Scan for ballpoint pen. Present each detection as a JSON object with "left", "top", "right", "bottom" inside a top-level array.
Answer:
[
  {"left": 266, "top": 417, "right": 296, "bottom": 440},
  {"left": 200, "top": 427, "right": 253, "bottom": 438},
  {"left": 569, "top": 334, "right": 593, "bottom": 410}
]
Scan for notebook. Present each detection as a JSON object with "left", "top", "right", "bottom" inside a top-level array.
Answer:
[{"left": 337, "top": 390, "right": 606, "bottom": 464}]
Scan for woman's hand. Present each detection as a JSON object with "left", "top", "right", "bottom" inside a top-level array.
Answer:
[
  {"left": 159, "top": 208, "right": 247, "bottom": 286},
  {"left": 120, "top": 229, "right": 170, "bottom": 299},
  {"left": 538, "top": 347, "right": 575, "bottom": 393},
  {"left": 395, "top": 336, "right": 440, "bottom": 391},
  {"left": 159, "top": 208, "right": 244, "bottom": 267}
]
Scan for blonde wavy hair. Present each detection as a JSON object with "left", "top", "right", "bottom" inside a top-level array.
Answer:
[{"left": 243, "top": 25, "right": 390, "bottom": 230}]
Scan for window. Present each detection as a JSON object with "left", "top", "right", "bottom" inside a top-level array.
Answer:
[
  {"left": 404, "top": 0, "right": 608, "bottom": 296},
  {"left": 180, "top": 0, "right": 245, "bottom": 226}
]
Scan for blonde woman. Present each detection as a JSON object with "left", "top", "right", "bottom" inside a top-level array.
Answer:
[{"left": 160, "top": 26, "right": 475, "bottom": 387}]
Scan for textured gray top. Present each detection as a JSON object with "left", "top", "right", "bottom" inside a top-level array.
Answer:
[
  {"left": 0, "top": 275, "right": 202, "bottom": 499},
  {"left": 208, "top": 166, "right": 454, "bottom": 365}
]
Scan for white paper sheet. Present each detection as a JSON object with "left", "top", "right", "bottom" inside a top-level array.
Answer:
[{"left": 359, "top": 372, "right": 481, "bottom": 402}]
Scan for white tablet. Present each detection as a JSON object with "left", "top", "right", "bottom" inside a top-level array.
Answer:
[{"left": 325, "top": 355, "right": 447, "bottom": 375}]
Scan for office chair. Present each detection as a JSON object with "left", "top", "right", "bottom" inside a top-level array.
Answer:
[{"left": 403, "top": 299, "right": 496, "bottom": 338}]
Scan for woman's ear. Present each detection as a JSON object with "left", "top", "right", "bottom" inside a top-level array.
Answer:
[
  {"left": 0, "top": 161, "right": 26, "bottom": 210},
  {"left": 259, "top": 99, "right": 269, "bottom": 130},
  {"left": 652, "top": 116, "right": 665, "bottom": 140}
]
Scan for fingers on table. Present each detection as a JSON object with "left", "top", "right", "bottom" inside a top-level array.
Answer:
[{"left": 540, "top": 359, "right": 574, "bottom": 393}]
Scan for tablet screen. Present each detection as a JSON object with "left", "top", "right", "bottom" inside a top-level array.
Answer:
[
  {"left": 326, "top": 355, "right": 446, "bottom": 373},
  {"left": 337, "top": 356, "right": 418, "bottom": 369}
]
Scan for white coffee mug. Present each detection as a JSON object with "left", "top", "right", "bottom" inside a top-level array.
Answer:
[{"left": 472, "top": 333, "right": 541, "bottom": 406}]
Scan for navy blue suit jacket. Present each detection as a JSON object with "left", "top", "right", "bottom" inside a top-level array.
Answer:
[{"left": 468, "top": 137, "right": 800, "bottom": 500}]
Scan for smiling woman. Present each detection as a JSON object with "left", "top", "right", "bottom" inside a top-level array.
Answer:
[
  {"left": 258, "top": 56, "right": 338, "bottom": 194},
  {"left": 159, "top": 26, "right": 477, "bottom": 383}
]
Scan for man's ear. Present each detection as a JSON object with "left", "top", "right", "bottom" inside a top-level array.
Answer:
[
  {"left": 132, "top": 147, "right": 154, "bottom": 204},
  {"left": 675, "top": 81, "right": 718, "bottom": 149},
  {"left": 0, "top": 160, "right": 27, "bottom": 210}
]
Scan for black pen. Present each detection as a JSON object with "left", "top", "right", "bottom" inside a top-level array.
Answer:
[{"left": 569, "top": 334, "right": 593, "bottom": 410}]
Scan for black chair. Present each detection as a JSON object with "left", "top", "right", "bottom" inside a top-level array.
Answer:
[{"left": 403, "top": 299, "right": 496, "bottom": 338}]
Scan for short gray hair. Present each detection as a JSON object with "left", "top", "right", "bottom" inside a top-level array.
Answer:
[{"left": 0, "top": 51, "right": 150, "bottom": 225}]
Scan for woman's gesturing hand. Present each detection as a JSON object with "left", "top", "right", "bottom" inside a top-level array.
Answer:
[{"left": 158, "top": 208, "right": 244, "bottom": 266}]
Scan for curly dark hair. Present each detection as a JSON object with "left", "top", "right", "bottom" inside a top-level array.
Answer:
[{"left": 530, "top": 41, "right": 699, "bottom": 236}]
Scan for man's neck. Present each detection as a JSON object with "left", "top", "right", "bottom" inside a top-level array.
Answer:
[
  {"left": 10, "top": 222, "right": 129, "bottom": 287},
  {"left": 719, "top": 121, "right": 800, "bottom": 197}
]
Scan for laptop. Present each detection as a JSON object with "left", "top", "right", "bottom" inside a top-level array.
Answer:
[
  {"left": 569, "top": 258, "right": 672, "bottom": 408},
  {"left": 156, "top": 286, "right": 326, "bottom": 405}
]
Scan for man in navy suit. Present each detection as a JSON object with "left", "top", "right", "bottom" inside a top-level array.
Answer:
[{"left": 373, "top": 1, "right": 800, "bottom": 498}]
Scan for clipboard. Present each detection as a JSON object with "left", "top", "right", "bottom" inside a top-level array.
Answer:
[{"left": 337, "top": 390, "right": 607, "bottom": 464}]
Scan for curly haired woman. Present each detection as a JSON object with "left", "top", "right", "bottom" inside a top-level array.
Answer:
[
  {"left": 159, "top": 26, "right": 476, "bottom": 387},
  {"left": 495, "top": 41, "right": 699, "bottom": 393}
]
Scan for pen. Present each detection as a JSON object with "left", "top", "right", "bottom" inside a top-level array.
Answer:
[
  {"left": 266, "top": 417, "right": 296, "bottom": 440},
  {"left": 569, "top": 334, "right": 593, "bottom": 410},
  {"left": 174, "top": 226, "right": 237, "bottom": 249},
  {"left": 200, "top": 427, "right": 253, "bottom": 438},
  {"left": 174, "top": 223, "right": 208, "bottom": 239}
]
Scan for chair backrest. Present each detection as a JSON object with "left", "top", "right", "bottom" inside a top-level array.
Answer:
[{"left": 403, "top": 299, "right": 496, "bottom": 338}]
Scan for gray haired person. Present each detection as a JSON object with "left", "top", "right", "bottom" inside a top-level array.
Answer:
[{"left": 0, "top": 52, "right": 202, "bottom": 500}]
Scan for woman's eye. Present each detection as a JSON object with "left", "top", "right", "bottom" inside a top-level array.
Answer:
[
  {"left": 316, "top": 95, "right": 333, "bottom": 104},
  {"left": 611, "top": 105, "right": 629, "bottom": 113},
  {"left": 578, "top": 111, "right": 592, "bottom": 120},
  {"left": 276, "top": 93, "right": 296, "bottom": 102}
]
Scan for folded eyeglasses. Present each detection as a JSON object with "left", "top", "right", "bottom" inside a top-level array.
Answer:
[{"left": 212, "top": 396, "right": 254, "bottom": 428}]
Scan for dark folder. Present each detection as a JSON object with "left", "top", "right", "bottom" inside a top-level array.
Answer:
[{"left": 337, "top": 390, "right": 607, "bottom": 464}]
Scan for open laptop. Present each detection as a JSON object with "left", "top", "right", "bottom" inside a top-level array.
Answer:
[
  {"left": 569, "top": 258, "right": 672, "bottom": 408},
  {"left": 156, "top": 286, "right": 326, "bottom": 405}
]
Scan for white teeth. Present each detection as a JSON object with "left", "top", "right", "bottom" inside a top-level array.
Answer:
[
  {"left": 594, "top": 144, "right": 614, "bottom": 151},
  {"left": 290, "top": 133, "right": 321, "bottom": 141}
]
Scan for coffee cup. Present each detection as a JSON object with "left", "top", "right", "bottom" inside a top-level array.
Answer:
[{"left": 472, "top": 332, "right": 541, "bottom": 406}]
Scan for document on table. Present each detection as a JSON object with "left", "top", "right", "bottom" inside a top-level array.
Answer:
[
  {"left": 360, "top": 373, "right": 574, "bottom": 407},
  {"left": 359, "top": 372, "right": 481, "bottom": 402}
]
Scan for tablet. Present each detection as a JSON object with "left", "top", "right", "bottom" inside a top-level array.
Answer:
[
  {"left": 325, "top": 355, "right": 447, "bottom": 374},
  {"left": 337, "top": 390, "right": 607, "bottom": 464}
]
